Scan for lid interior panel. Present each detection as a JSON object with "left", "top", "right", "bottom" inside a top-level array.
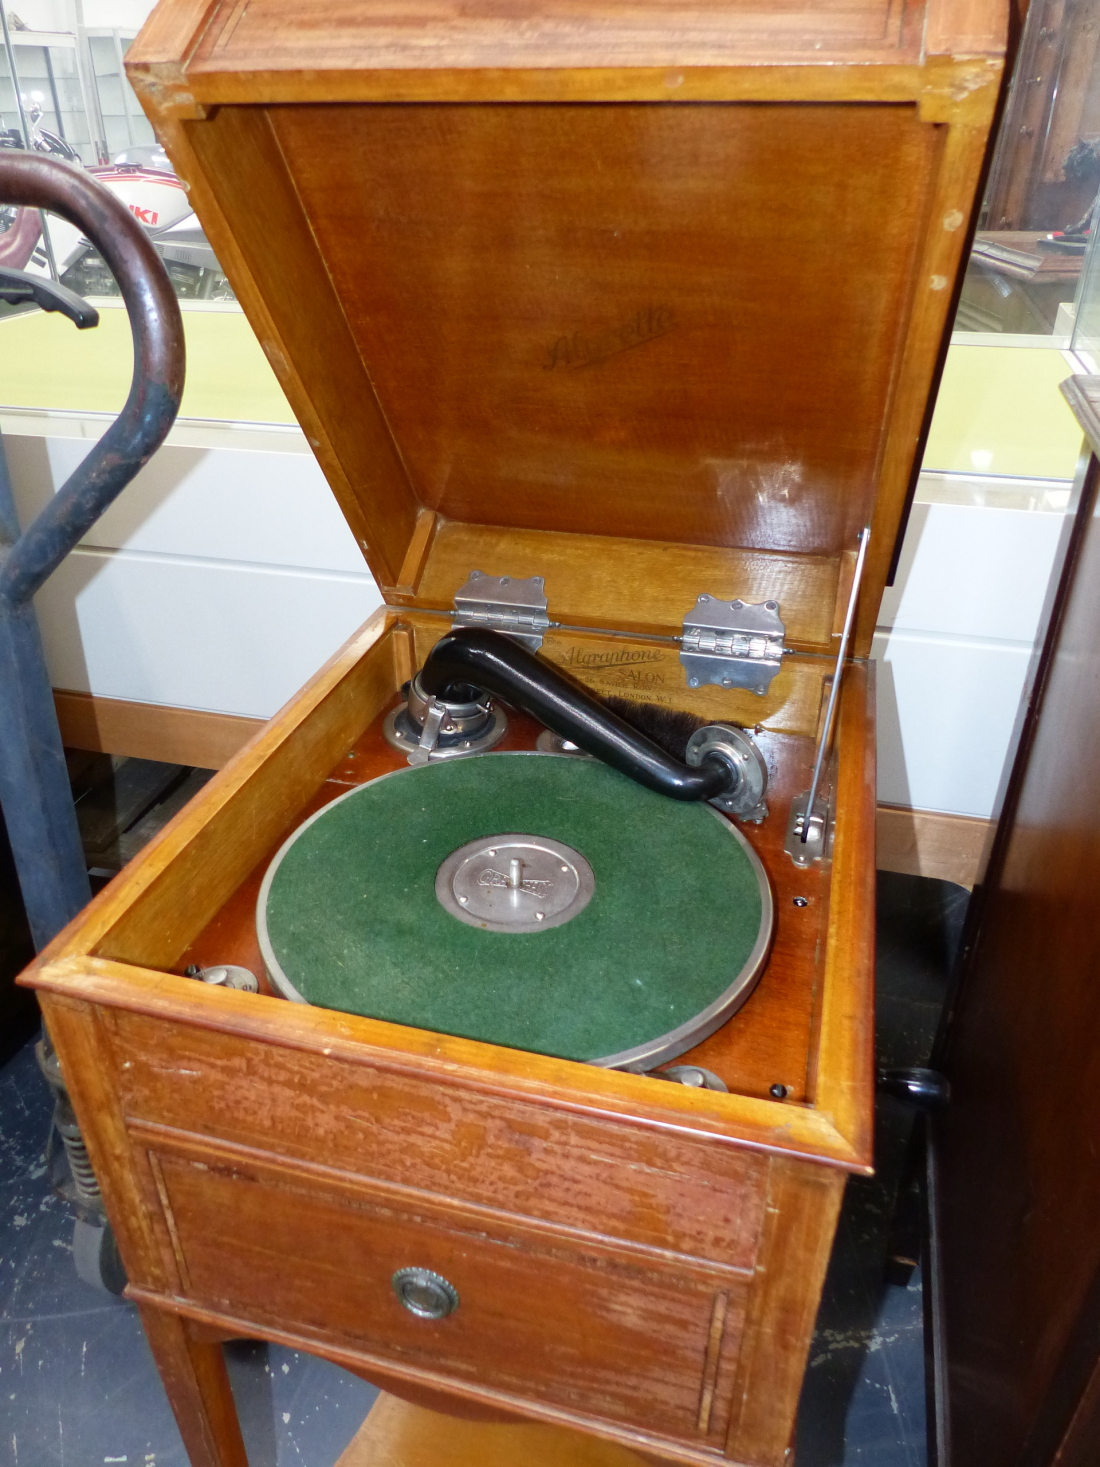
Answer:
[
  {"left": 267, "top": 100, "right": 938, "bottom": 559},
  {"left": 180, "top": 95, "right": 944, "bottom": 634}
]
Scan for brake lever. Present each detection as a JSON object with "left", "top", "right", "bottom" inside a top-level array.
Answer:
[{"left": 0, "top": 265, "right": 98, "bottom": 328}]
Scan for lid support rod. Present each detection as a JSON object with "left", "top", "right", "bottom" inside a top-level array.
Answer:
[{"left": 801, "top": 526, "right": 871, "bottom": 842}]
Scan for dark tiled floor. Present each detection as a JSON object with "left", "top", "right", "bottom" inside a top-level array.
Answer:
[
  {"left": 0, "top": 759, "right": 968, "bottom": 1465},
  {"left": 796, "top": 872, "right": 969, "bottom": 1467},
  {"left": 0, "top": 1045, "right": 379, "bottom": 1467}
]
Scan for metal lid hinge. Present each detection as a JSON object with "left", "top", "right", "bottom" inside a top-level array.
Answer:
[
  {"left": 452, "top": 571, "right": 550, "bottom": 651},
  {"left": 680, "top": 595, "right": 786, "bottom": 696}
]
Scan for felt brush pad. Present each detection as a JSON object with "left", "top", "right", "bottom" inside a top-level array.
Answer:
[{"left": 259, "top": 753, "right": 768, "bottom": 1063}]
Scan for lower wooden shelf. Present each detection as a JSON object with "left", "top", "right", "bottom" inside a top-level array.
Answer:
[{"left": 336, "top": 1392, "right": 653, "bottom": 1467}]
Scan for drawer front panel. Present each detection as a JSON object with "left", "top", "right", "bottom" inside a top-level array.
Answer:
[
  {"left": 150, "top": 1141, "right": 747, "bottom": 1445},
  {"left": 110, "top": 1009, "right": 767, "bottom": 1270}
]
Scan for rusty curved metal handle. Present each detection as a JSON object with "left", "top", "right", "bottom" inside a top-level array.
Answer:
[{"left": 0, "top": 152, "right": 185, "bottom": 608}]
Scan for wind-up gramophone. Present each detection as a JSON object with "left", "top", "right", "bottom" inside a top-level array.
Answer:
[{"left": 24, "top": 1, "right": 1005, "bottom": 1461}]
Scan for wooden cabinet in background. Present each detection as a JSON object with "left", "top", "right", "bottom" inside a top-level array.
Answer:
[{"left": 931, "top": 377, "right": 1100, "bottom": 1467}]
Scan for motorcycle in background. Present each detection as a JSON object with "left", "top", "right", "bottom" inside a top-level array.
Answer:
[
  {"left": 0, "top": 108, "right": 233, "bottom": 299},
  {"left": 63, "top": 143, "right": 234, "bottom": 300}
]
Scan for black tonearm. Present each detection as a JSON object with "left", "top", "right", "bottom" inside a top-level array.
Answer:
[{"left": 419, "top": 626, "right": 768, "bottom": 818}]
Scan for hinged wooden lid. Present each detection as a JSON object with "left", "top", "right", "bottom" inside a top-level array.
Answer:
[{"left": 128, "top": 0, "right": 1005, "bottom": 655}]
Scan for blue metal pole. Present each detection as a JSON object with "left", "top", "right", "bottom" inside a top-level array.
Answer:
[
  {"left": 0, "top": 153, "right": 183, "bottom": 949},
  {"left": 0, "top": 432, "right": 91, "bottom": 947}
]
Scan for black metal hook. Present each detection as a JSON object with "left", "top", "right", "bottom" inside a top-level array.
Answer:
[{"left": 0, "top": 266, "right": 99, "bottom": 328}]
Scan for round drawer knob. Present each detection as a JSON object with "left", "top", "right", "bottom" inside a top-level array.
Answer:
[{"left": 391, "top": 1266, "right": 460, "bottom": 1320}]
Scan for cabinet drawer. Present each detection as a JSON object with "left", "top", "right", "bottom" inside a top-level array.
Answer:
[
  {"left": 112, "top": 1008, "right": 768, "bottom": 1270},
  {"left": 147, "top": 1137, "right": 748, "bottom": 1446}
]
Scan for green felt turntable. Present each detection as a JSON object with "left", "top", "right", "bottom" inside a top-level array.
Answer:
[{"left": 257, "top": 749, "right": 773, "bottom": 1070}]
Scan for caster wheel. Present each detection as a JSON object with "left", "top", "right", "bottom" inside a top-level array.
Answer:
[{"left": 72, "top": 1218, "right": 127, "bottom": 1296}]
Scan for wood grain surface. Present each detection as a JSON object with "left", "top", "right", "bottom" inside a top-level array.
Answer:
[
  {"left": 29, "top": 612, "right": 872, "bottom": 1149},
  {"left": 139, "top": 0, "right": 1008, "bottom": 79},
  {"left": 38, "top": 969, "right": 848, "bottom": 1465},
  {"left": 725, "top": 1158, "right": 846, "bottom": 1463},
  {"left": 404, "top": 524, "right": 842, "bottom": 651},
  {"left": 269, "top": 102, "right": 931, "bottom": 558},
  {"left": 876, "top": 804, "right": 992, "bottom": 888},
  {"left": 125, "top": 10, "right": 1004, "bottom": 660},
  {"left": 52, "top": 689, "right": 981, "bottom": 892},
  {"left": 137, "top": 1306, "right": 249, "bottom": 1467},
  {"left": 335, "top": 1392, "right": 651, "bottom": 1467},
  {"left": 148, "top": 1138, "right": 750, "bottom": 1442},
  {"left": 53, "top": 689, "right": 262, "bottom": 772},
  {"left": 27, "top": 610, "right": 870, "bottom": 1463}
]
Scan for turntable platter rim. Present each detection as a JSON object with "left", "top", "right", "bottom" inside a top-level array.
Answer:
[{"left": 255, "top": 751, "right": 774, "bottom": 1072}]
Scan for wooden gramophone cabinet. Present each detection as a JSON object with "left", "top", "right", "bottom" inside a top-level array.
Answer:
[{"left": 22, "top": 1, "right": 1004, "bottom": 1463}]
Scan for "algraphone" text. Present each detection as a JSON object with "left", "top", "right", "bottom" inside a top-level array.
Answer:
[{"left": 543, "top": 305, "right": 675, "bottom": 371}]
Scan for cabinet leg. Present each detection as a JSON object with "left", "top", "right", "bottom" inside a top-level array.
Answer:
[{"left": 138, "top": 1305, "right": 249, "bottom": 1467}]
